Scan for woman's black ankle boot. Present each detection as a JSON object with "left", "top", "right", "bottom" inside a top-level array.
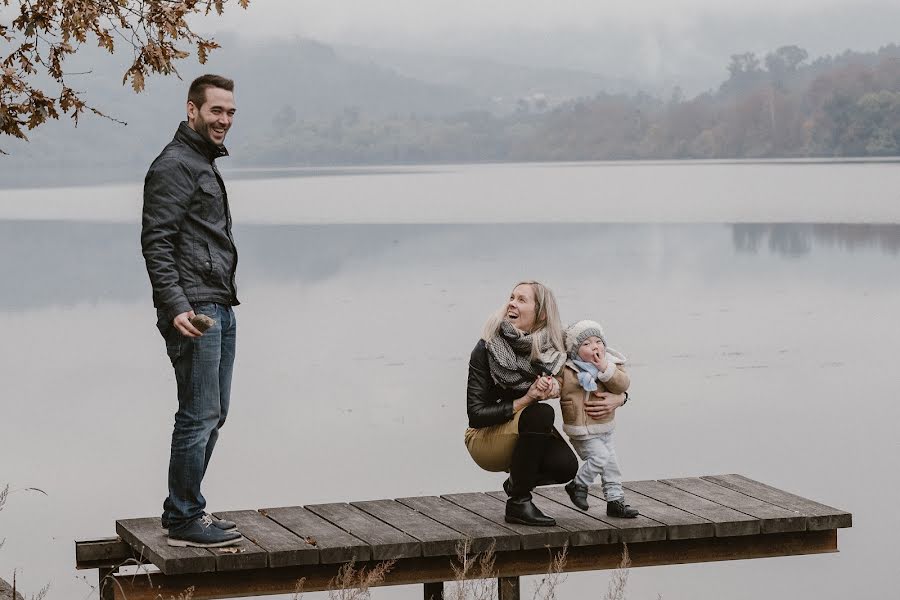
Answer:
[
  {"left": 505, "top": 493, "right": 557, "bottom": 526},
  {"left": 505, "top": 431, "right": 558, "bottom": 526}
]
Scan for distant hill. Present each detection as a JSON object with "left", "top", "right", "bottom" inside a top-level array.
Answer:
[
  {"left": 335, "top": 44, "right": 640, "bottom": 112},
  {"left": 234, "top": 44, "right": 900, "bottom": 166},
  {"left": 0, "top": 36, "right": 492, "bottom": 187},
  {"left": 3, "top": 41, "right": 898, "bottom": 187}
]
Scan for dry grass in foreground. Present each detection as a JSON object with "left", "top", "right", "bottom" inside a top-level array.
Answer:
[{"left": 283, "top": 539, "right": 641, "bottom": 600}]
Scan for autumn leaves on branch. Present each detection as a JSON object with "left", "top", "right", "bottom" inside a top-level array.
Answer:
[{"left": 0, "top": 0, "right": 250, "bottom": 150}]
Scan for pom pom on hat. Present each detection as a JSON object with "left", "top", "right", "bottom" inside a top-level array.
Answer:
[{"left": 565, "top": 320, "right": 606, "bottom": 356}]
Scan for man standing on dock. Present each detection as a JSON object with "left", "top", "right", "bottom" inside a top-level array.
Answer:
[{"left": 141, "top": 74, "right": 243, "bottom": 548}]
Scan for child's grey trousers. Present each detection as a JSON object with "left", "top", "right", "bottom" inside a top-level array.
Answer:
[{"left": 570, "top": 431, "right": 625, "bottom": 501}]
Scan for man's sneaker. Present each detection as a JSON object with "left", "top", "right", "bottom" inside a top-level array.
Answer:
[
  {"left": 167, "top": 515, "right": 244, "bottom": 548},
  {"left": 606, "top": 498, "right": 639, "bottom": 518},
  {"left": 565, "top": 480, "right": 590, "bottom": 511},
  {"left": 162, "top": 512, "right": 237, "bottom": 531}
]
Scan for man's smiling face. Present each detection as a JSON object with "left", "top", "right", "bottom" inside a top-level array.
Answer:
[{"left": 187, "top": 86, "right": 236, "bottom": 146}]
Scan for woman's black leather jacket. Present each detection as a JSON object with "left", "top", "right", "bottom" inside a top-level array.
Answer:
[{"left": 467, "top": 339, "right": 521, "bottom": 428}]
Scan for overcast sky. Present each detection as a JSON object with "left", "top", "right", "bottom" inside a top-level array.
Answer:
[
  {"left": 205, "top": 0, "right": 880, "bottom": 38},
  {"left": 196, "top": 0, "right": 900, "bottom": 92}
]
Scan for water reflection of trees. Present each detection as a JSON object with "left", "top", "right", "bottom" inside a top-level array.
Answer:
[
  {"left": 3, "top": 221, "right": 899, "bottom": 312},
  {"left": 732, "top": 224, "right": 900, "bottom": 256}
]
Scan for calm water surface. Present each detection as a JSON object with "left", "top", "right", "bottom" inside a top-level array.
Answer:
[{"left": 0, "top": 161, "right": 897, "bottom": 600}]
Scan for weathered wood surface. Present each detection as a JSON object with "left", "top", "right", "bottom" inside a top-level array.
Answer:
[
  {"left": 624, "top": 480, "right": 760, "bottom": 537},
  {"left": 396, "top": 495, "right": 520, "bottom": 553},
  {"left": 88, "top": 474, "right": 850, "bottom": 579},
  {"left": 702, "top": 474, "right": 852, "bottom": 530},
  {"left": 423, "top": 581, "right": 444, "bottom": 600},
  {"left": 589, "top": 486, "right": 716, "bottom": 540},
  {"left": 352, "top": 499, "right": 468, "bottom": 557},
  {"left": 116, "top": 517, "right": 217, "bottom": 575},
  {"left": 214, "top": 510, "right": 318, "bottom": 568},
  {"left": 499, "top": 576, "right": 521, "bottom": 600},
  {"left": 262, "top": 505, "right": 371, "bottom": 564},
  {"left": 442, "top": 492, "right": 570, "bottom": 550},
  {"left": 661, "top": 477, "right": 806, "bottom": 533},
  {"left": 305, "top": 502, "right": 421, "bottom": 560},
  {"left": 74, "top": 537, "right": 145, "bottom": 569},
  {"left": 534, "top": 486, "right": 667, "bottom": 543},
  {"left": 110, "top": 530, "right": 840, "bottom": 600},
  {"left": 486, "top": 490, "right": 616, "bottom": 546}
]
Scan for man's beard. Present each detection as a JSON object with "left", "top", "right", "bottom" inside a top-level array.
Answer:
[{"left": 194, "top": 118, "right": 224, "bottom": 146}]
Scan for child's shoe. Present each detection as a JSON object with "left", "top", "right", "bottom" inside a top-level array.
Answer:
[
  {"left": 606, "top": 498, "right": 639, "bottom": 518},
  {"left": 565, "top": 480, "right": 590, "bottom": 511}
]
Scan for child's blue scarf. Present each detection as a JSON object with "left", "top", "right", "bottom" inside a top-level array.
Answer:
[{"left": 571, "top": 360, "right": 600, "bottom": 392}]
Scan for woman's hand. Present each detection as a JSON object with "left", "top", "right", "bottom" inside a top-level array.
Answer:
[
  {"left": 514, "top": 376, "right": 557, "bottom": 412},
  {"left": 528, "top": 376, "right": 555, "bottom": 401},
  {"left": 584, "top": 391, "right": 625, "bottom": 420}
]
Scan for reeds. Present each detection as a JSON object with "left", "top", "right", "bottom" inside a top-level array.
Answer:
[
  {"left": 290, "top": 559, "right": 396, "bottom": 600},
  {"left": 603, "top": 544, "right": 631, "bottom": 600},
  {"left": 1, "top": 483, "right": 50, "bottom": 600},
  {"left": 446, "top": 540, "right": 499, "bottom": 600}
]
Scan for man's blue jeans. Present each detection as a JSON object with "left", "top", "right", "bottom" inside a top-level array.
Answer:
[{"left": 157, "top": 303, "right": 236, "bottom": 532}]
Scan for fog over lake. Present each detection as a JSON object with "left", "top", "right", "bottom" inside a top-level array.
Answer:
[{"left": 0, "top": 161, "right": 896, "bottom": 600}]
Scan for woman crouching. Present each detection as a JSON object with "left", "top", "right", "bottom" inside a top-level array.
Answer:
[{"left": 465, "top": 280, "right": 577, "bottom": 526}]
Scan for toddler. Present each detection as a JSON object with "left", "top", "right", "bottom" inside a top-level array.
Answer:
[{"left": 558, "top": 320, "right": 639, "bottom": 517}]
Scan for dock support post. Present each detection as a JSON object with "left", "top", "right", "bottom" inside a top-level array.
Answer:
[
  {"left": 98, "top": 567, "right": 115, "bottom": 600},
  {"left": 498, "top": 576, "right": 520, "bottom": 600},
  {"left": 424, "top": 581, "right": 444, "bottom": 599}
]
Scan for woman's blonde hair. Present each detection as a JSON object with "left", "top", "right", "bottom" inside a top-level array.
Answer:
[{"left": 482, "top": 280, "right": 565, "bottom": 361}]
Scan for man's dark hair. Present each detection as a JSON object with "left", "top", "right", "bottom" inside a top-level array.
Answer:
[{"left": 187, "top": 74, "right": 234, "bottom": 109}]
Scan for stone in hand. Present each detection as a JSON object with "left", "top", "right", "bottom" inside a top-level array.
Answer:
[{"left": 189, "top": 313, "right": 216, "bottom": 332}]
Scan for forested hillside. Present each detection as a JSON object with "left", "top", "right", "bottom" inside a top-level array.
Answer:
[
  {"left": 2, "top": 42, "right": 897, "bottom": 187},
  {"left": 238, "top": 45, "right": 900, "bottom": 165}
]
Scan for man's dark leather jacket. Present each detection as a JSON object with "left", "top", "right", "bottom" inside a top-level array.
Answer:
[
  {"left": 141, "top": 122, "right": 239, "bottom": 322},
  {"left": 467, "top": 339, "right": 519, "bottom": 428}
]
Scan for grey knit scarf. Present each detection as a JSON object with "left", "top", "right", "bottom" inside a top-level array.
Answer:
[{"left": 485, "top": 320, "right": 565, "bottom": 392}]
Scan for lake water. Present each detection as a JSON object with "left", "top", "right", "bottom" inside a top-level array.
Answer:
[{"left": 0, "top": 160, "right": 898, "bottom": 600}]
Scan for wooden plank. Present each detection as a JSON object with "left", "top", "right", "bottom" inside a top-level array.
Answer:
[
  {"left": 116, "top": 517, "right": 216, "bottom": 575},
  {"left": 75, "top": 537, "right": 143, "bottom": 569},
  {"left": 99, "top": 567, "right": 115, "bottom": 600},
  {"left": 207, "top": 536, "right": 267, "bottom": 572},
  {"left": 423, "top": 581, "right": 443, "bottom": 600},
  {"left": 702, "top": 474, "right": 852, "bottom": 530},
  {"left": 263, "top": 506, "right": 371, "bottom": 564},
  {"left": 499, "top": 576, "right": 520, "bottom": 600},
  {"left": 396, "top": 495, "right": 520, "bottom": 553},
  {"left": 214, "top": 510, "right": 318, "bottom": 568},
  {"left": 661, "top": 477, "right": 806, "bottom": 533},
  {"left": 624, "top": 480, "right": 760, "bottom": 537},
  {"left": 442, "top": 492, "right": 570, "bottom": 550},
  {"left": 589, "top": 486, "right": 715, "bottom": 540},
  {"left": 352, "top": 499, "right": 467, "bottom": 557},
  {"left": 306, "top": 502, "right": 421, "bottom": 560},
  {"left": 535, "top": 486, "right": 667, "bottom": 543},
  {"left": 111, "top": 530, "right": 840, "bottom": 600},
  {"left": 486, "top": 491, "right": 616, "bottom": 546}
]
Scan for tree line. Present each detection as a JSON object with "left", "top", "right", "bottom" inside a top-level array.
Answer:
[{"left": 238, "top": 44, "right": 900, "bottom": 166}]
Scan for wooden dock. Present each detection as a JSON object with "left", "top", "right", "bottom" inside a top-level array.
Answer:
[{"left": 75, "top": 474, "right": 851, "bottom": 600}]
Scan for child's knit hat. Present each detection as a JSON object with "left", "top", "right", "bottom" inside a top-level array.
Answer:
[{"left": 565, "top": 320, "right": 606, "bottom": 358}]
